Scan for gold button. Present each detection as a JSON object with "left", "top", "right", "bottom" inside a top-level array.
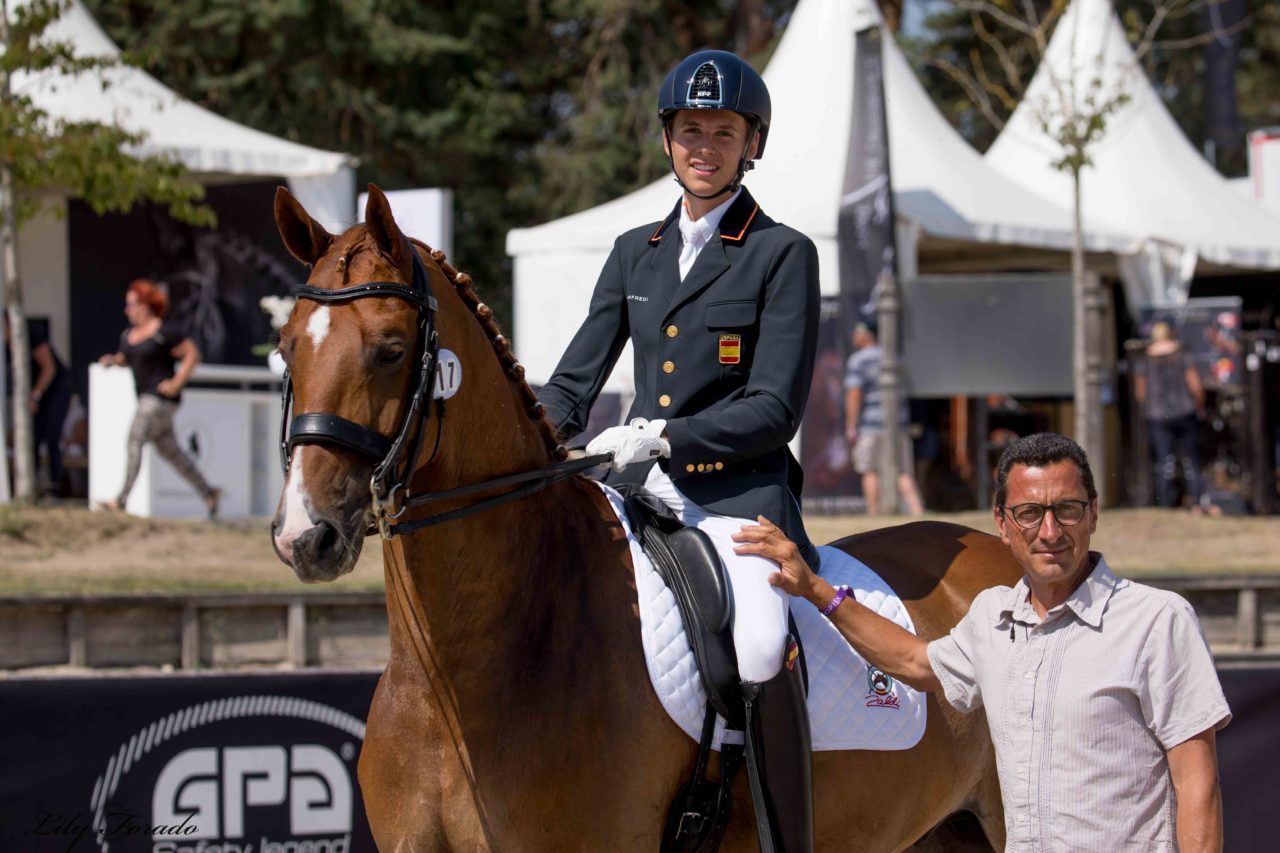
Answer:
[
  {"left": 697, "top": 464, "right": 706, "bottom": 472},
  {"left": 714, "top": 462, "right": 724, "bottom": 470},
  {"left": 686, "top": 464, "right": 696, "bottom": 473},
  {"left": 666, "top": 325, "right": 679, "bottom": 338},
  {"left": 663, "top": 360, "right": 675, "bottom": 374},
  {"left": 659, "top": 394, "right": 672, "bottom": 407}
]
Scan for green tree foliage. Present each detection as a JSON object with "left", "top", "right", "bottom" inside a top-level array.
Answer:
[
  {"left": 2, "top": 0, "right": 214, "bottom": 227},
  {"left": 85, "top": 0, "right": 799, "bottom": 324}
]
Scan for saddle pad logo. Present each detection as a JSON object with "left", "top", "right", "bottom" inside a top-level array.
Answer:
[
  {"left": 718, "top": 334, "right": 742, "bottom": 364},
  {"left": 865, "top": 665, "right": 900, "bottom": 709}
]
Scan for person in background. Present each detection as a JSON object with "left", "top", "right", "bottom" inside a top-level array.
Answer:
[
  {"left": 737, "top": 432, "right": 1229, "bottom": 852},
  {"left": 1135, "top": 321, "right": 1207, "bottom": 513},
  {"left": 4, "top": 315, "right": 73, "bottom": 497},
  {"left": 844, "top": 321, "right": 923, "bottom": 516},
  {"left": 98, "top": 279, "right": 220, "bottom": 517}
]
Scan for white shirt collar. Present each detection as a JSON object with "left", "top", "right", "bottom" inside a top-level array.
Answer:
[{"left": 679, "top": 188, "right": 741, "bottom": 245}]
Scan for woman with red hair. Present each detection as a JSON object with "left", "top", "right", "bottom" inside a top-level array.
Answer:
[{"left": 99, "top": 279, "right": 220, "bottom": 517}]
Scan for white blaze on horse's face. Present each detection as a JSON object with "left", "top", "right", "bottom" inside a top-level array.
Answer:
[
  {"left": 273, "top": 454, "right": 315, "bottom": 563},
  {"left": 306, "top": 306, "right": 331, "bottom": 349}
]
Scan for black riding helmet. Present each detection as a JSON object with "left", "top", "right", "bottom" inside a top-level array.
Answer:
[{"left": 658, "top": 49, "right": 772, "bottom": 200}]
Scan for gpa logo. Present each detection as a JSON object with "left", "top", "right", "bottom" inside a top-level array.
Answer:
[
  {"left": 152, "top": 745, "right": 351, "bottom": 839},
  {"left": 88, "top": 695, "right": 367, "bottom": 852}
]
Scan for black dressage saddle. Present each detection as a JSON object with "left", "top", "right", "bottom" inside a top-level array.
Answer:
[{"left": 619, "top": 486, "right": 807, "bottom": 853}]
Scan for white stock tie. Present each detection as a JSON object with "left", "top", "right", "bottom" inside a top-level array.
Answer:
[{"left": 678, "top": 218, "right": 711, "bottom": 282}]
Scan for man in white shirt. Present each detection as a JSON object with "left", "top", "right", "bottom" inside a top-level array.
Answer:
[{"left": 737, "top": 432, "right": 1230, "bottom": 851}]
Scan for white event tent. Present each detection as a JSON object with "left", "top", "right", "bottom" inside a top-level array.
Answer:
[
  {"left": 16, "top": 0, "right": 357, "bottom": 231},
  {"left": 0, "top": 0, "right": 356, "bottom": 500},
  {"left": 506, "top": 0, "right": 1138, "bottom": 399},
  {"left": 3, "top": 0, "right": 357, "bottom": 351},
  {"left": 985, "top": 0, "right": 1280, "bottom": 305}
]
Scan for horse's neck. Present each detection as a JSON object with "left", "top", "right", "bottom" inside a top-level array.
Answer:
[{"left": 382, "top": 479, "right": 631, "bottom": 706}]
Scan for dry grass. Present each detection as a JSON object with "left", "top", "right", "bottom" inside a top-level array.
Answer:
[
  {"left": 0, "top": 503, "right": 1275, "bottom": 595},
  {"left": 807, "top": 508, "right": 1280, "bottom": 577},
  {"left": 0, "top": 505, "right": 383, "bottom": 595}
]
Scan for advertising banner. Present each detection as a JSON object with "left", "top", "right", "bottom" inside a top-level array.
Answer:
[
  {"left": 0, "top": 666, "right": 1271, "bottom": 850},
  {"left": 1139, "top": 296, "right": 1244, "bottom": 391},
  {"left": 802, "top": 26, "right": 897, "bottom": 499},
  {"left": 837, "top": 26, "right": 897, "bottom": 328},
  {"left": 0, "top": 672, "right": 378, "bottom": 852}
]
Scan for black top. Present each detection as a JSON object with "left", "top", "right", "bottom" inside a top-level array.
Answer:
[
  {"left": 5, "top": 318, "right": 68, "bottom": 399},
  {"left": 1141, "top": 349, "right": 1198, "bottom": 422},
  {"left": 119, "top": 322, "right": 188, "bottom": 403},
  {"left": 538, "top": 188, "right": 822, "bottom": 566}
]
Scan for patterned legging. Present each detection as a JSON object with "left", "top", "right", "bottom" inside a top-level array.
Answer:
[{"left": 118, "top": 393, "right": 215, "bottom": 504}]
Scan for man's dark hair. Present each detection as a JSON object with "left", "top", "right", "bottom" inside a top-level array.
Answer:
[{"left": 994, "top": 432, "right": 1097, "bottom": 507}]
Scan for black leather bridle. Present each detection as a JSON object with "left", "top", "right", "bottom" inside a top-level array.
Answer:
[{"left": 280, "top": 250, "right": 608, "bottom": 539}]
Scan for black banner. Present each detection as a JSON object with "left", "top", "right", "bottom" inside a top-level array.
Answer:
[
  {"left": 1217, "top": 666, "right": 1280, "bottom": 852},
  {"left": 0, "top": 667, "right": 1272, "bottom": 850},
  {"left": 799, "top": 297, "right": 862, "bottom": 499},
  {"left": 0, "top": 672, "right": 378, "bottom": 852},
  {"left": 837, "top": 26, "right": 897, "bottom": 328},
  {"left": 69, "top": 181, "right": 303, "bottom": 397},
  {"left": 802, "top": 25, "right": 898, "bottom": 499}
]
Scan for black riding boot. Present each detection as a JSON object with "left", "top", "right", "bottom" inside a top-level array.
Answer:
[{"left": 741, "top": 639, "right": 814, "bottom": 853}]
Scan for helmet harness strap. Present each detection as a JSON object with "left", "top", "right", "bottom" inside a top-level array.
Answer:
[{"left": 663, "top": 121, "right": 760, "bottom": 201}]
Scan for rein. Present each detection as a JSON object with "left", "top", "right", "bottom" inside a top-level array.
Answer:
[
  {"left": 281, "top": 248, "right": 610, "bottom": 539},
  {"left": 381, "top": 451, "right": 612, "bottom": 536}
]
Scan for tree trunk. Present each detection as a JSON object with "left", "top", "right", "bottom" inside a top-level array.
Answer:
[
  {"left": 1, "top": 167, "right": 35, "bottom": 501},
  {"left": 0, "top": 1, "right": 36, "bottom": 502},
  {"left": 1070, "top": 166, "right": 1105, "bottom": 500}
]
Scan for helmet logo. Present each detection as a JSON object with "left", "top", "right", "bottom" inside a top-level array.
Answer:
[{"left": 688, "top": 62, "right": 722, "bottom": 104}]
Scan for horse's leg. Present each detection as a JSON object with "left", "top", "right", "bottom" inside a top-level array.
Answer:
[
  {"left": 360, "top": 667, "right": 502, "bottom": 852},
  {"left": 359, "top": 673, "right": 445, "bottom": 851}
]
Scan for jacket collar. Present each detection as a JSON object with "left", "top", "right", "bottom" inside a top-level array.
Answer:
[
  {"left": 648, "top": 186, "right": 762, "bottom": 246},
  {"left": 997, "top": 552, "right": 1119, "bottom": 629}
]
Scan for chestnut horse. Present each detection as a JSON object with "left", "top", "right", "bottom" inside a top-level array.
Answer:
[{"left": 271, "top": 186, "right": 1019, "bottom": 852}]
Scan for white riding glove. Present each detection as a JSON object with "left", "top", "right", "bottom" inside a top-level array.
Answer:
[{"left": 586, "top": 418, "right": 671, "bottom": 473}]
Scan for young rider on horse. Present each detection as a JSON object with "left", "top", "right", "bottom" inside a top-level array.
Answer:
[{"left": 538, "top": 50, "right": 820, "bottom": 853}]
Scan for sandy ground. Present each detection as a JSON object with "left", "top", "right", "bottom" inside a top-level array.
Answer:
[{"left": 1, "top": 503, "right": 1276, "bottom": 595}]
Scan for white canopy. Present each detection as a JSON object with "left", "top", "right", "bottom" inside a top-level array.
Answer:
[
  {"left": 15, "top": 0, "right": 356, "bottom": 231},
  {"left": 985, "top": 0, "right": 1280, "bottom": 297},
  {"left": 507, "top": 0, "right": 1136, "bottom": 393}
]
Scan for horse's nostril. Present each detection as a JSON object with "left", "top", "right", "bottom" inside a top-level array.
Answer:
[
  {"left": 315, "top": 521, "right": 340, "bottom": 556},
  {"left": 294, "top": 519, "right": 338, "bottom": 563}
]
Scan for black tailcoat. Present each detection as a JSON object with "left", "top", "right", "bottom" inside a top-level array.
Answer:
[{"left": 539, "top": 188, "right": 821, "bottom": 565}]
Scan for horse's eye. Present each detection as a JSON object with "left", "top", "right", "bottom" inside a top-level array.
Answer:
[{"left": 376, "top": 345, "right": 407, "bottom": 367}]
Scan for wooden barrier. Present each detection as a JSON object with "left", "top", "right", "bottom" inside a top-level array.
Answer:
[
  {"left": 1, "top": 576, "right": 1277, "bottom": 672},
  {"left": 0, "top": 591, "right": 389, "bottom": 671}
]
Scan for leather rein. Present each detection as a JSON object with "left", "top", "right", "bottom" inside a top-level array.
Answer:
[{"left": 280, "top": 250, "right": 609, "bottom": 539}]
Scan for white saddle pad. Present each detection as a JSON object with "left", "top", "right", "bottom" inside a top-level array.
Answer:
[{"left": 598, "top": 483, "right": 927, "bottom": 752}]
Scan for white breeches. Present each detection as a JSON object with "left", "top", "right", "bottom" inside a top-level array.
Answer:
[{"left": 644, "top": 466, "right": 790, "bottom": 683}]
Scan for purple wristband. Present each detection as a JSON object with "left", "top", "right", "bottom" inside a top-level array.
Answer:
[{"left": 820, "top": 585, "right": 851, "bottom": 617}]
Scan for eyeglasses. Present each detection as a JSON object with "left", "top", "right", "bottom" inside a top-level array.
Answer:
[{"left": 1000, "top": 499, "right": 1091, "bottom": 529}]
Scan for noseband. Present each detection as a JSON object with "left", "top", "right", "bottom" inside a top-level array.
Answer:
[{"left": 281, "top": 250, "right": 608, "bottom": 539}]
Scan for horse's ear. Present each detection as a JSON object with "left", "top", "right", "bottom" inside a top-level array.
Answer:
[
  {"left": 364, "top": 184, "right": 409, "bottom": 269},
  {"left": 274, "top": 187, "right": 333, "bottom": 266}
]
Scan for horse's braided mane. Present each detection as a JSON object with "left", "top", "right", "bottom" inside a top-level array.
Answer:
[{"left": 409, "top": 237, "right": 568, "bottom": 462}]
